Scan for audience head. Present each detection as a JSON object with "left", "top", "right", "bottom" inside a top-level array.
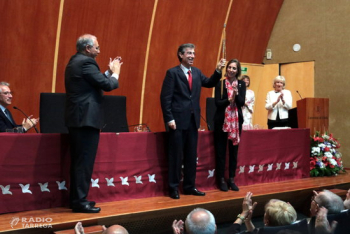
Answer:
[
  {"left": 273, "top": 76, "right": 286, "bottom": 91},
  {"left": 185, "top": 208, "right": 216, "bottom": 234},
  {"left": 264, "top": 199, "right": 297, "bottom": 226},
  {"left": 177, "top": 43, "right": 195, "bottom": 63},
  {"left": 76, "top": 34, "right": 100, "bottom": 59},
  {"left": 102, "top": 225, "right": 129, "bottom": 234},
  {"left": 225, "top": 59, "right": 241, "bottom": 79},
  {"left": 241, "top": 75, "right": 250, "bottom": 87},
  {"left": 0, "top": 81, "right": 12, "bottom": 107},
  {"left": 311, "top": 190, "right": 344, "bottom": 216}
]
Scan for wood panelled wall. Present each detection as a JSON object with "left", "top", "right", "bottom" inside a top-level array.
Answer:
[{"left": 0, "top": 0, "right": 283, "bottom": 132}]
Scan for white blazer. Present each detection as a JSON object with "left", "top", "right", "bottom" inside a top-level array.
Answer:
[{"left": 265, "top": 89, "right": 292, "bottom": 120}]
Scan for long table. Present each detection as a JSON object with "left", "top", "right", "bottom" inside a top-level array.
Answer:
[{"left": 0, "top": 129, "right": 310, "bottom": 214}]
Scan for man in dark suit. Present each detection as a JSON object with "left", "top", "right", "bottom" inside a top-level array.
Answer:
[
  {"left": 65, "top": 34, "right": 122, "bottom": 213},
  {"left": 160, "top": 43, "right": 226, "bottom": 199},
  {"left": 0, "top": 82, "right": 39, "bottom": 132}
]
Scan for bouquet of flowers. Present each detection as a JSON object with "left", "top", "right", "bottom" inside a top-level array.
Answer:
[{"left": 310, "top": 132, "right": 344, "bottom": 177}]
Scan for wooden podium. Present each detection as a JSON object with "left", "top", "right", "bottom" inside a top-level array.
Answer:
[{"left": 296, "top": 98, "right": 329, "bottom": 136}]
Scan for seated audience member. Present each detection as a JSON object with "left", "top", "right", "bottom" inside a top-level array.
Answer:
[
  {"left": 343, "top": 189, "right": 350, "bottom": 209},
  {"left": 75, "top": 222, "right": 129, "bottom": 234},
  {"left": 172, "top": 208, "right": 217, "bottom": 234},
  {"left": 310, "top": 190, "right": 344, "bottom": 217},
  {"left": 228, "top": 192, "right": 297, "bottom": 233},
  {"left": 0, "top": 81, "right": 39, "bottom": 132}
]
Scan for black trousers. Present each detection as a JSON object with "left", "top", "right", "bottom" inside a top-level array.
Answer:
[
  {"left": 214, "top": 130, "right": 239, "bottom": 179},
  {"left": 167, "top": 115, "right": 198, "bottom": 192},
  {"left": 68, "top": 126, "right": 100, "bottom": 207}
]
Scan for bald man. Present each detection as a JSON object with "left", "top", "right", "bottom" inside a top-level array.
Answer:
[
  {"left": 182, "top": 208, "right": 217, "bottom": 234},
  {"left": 75, "top": 222, "right": 129, "bottom": 234},
  {"left": 102, "top": 225, "right": 129, "bottom": 234}
]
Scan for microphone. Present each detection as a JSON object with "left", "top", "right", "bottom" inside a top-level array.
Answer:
[
  {"left": 200, "top": 115, "right": 211, "bottom": 131},
  {"left": 296, "top": 90, "right": 303, "bottom": 100},
  {"left": 13, "top": 106, "right": 39, "bottom": 133}
]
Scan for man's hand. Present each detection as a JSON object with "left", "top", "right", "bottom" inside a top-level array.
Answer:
[
  {"left": 22, "top": 115, "right": 39, "bottom": 130},
  {"left": 315, "top": 207, "right": 337, "bottom": 234},
  {"left": 168, "top": 121, "right": 176, "bottom": 130},
  {"left": 216, "top": 58, "right": 226, "bottom": 71},
  {"left": 74, "top": 222, "right": 85, "bottom": 234},
  {"left": 109, "top": 57, "right": 123, "bottom": 75},
  {"left": 172, "top": 219, "right": 184, "bottom": 234}
]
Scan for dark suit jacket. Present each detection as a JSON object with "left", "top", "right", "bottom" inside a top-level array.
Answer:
[
  {"left": 214, "top": 79, "right": 246, "bottom": 130},
  {"left": 160, "top": 66, "right": 221, "bottom": 130},
  {"left": 64, "top": 53, "right": 118, "bottom": 129},
  {"left": 0, "top": 108, "right": 17, "bottom": 132}
]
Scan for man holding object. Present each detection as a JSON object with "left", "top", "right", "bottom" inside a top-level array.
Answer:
[
  {"left": 160, "top": 43, "right": 226, "bottom": 199},
  {"left": 65, "top": 34, "right": 122, "bottom": 213}
]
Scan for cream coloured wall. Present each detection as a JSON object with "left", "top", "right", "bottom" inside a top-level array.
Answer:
[{"left": 264, "top": 0, "right": 350, "bottom": 167}]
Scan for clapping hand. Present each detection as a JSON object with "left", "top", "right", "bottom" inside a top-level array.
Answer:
[
  {"left": 172, "top": 219, "right": 184, "bottom": 234},
  {"left": 109, "top": 57, "right": 123, "bottom": 75},
  {"left": 315, "top": 207, "right": 337, "bottom": 234}
]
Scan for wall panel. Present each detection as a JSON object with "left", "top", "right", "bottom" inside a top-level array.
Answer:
[
  {"left": 55, "top": 0, "right": 154, "bottom": 128},
  {"left": 0, "top": 0, "right": 60, "bottom": 128}
]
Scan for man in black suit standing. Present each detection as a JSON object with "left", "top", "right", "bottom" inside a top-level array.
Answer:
[
  {"left": 160, "top": 43, "right": 226, "bottom": 199},
  {"left": 65, "top": 34, "right": 122, "bottom": 213},
  {"left": 0, "top": 82, "right": 39, "bottom": 132}
]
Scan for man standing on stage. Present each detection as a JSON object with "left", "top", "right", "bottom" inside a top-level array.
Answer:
[
  {"left": 160, "top": 43, "right": 226, "bottom": 199},
  {"left": 65, "top": 34, "right": 122, "bottom": 213}
]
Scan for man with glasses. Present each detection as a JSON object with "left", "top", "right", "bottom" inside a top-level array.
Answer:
[
  {"left": 310, "top": 190, "right": 344, "bottom": 216},
  {"left": 65, "top": 34, "right": 122, "bottom": 213},
  {"left": 0, "top": 82, "right": 39, "bottom": 132}
]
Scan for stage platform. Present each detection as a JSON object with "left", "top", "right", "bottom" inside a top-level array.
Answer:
[{"left": 0, "top": 171, "right": 349, "bottom": 234}]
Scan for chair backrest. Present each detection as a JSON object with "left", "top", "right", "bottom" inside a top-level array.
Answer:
[
  {"left": 40, "top": 93, "right": 129, "bottom": 133},
  {"left": 206, "top": 97, "right": 216, "bottom": 131},
  {"left": 101, "top": 95, "right": 128, "bottom": 132},
  {"left": 257, "top": 219, "right": 308, "bottom": 234},
  {"left": 40, "top": 93, "right": 68, "bottom": 133}
]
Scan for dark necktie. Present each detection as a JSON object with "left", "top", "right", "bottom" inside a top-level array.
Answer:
[
  {"left": 188, "top": 70, "right": 192, "bottom": 90},
  {"left": 4, "top": 109, "right": 14, "bottom": 124}
]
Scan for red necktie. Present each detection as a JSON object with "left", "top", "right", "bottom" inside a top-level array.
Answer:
[{"left": 188, "top": 70, "right": 192, "bottom": 90}]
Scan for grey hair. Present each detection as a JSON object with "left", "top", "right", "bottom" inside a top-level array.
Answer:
[
  {"left": 315, "top": 190, "right": 344, "bottom": 214},
  {"left": 177, "top": 43, "right": 195, "bottom": 62},
  {"left": 76, "top": 34, "right": 96, "bottom": 52},
  {"left": 185, "top": 208, "right": 216, "bottom": 234},
  {"left": 0, "top": 82, "right": 10, "bottom": 93}
]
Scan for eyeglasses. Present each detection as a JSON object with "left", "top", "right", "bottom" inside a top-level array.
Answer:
[
  {"left": 311, "top": 196, "right": 320, "bottom": 207},
  {"left": 0, "top": 92, "right": 12, "bottom": 96}
]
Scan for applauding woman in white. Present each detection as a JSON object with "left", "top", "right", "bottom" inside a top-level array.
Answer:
[{"left": 265, "top": 76, "right": 292, "bottom": 129}]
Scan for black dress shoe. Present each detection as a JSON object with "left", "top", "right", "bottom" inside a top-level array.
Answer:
[
  {"left": 227, "top": 178, "right": 239, "bottom": 191},
  {"left": 69, "top": 201, "right": 95, "bottom": 209},
  {"left": 218, "top": 178, "right": 228, "bottom": 192},
  {"left": 72, "top": 204, "right": 101, "bottom": 213},
  {"left": 169, "top": 190, "right": 180, "bottom": 199},
  {"left": 184, "top": 188, "right": 205, "bottom": 196}
]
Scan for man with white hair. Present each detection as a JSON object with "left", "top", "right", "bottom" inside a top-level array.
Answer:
[{"left": 173, "top": 208, "right": 217, "bottom": 234}]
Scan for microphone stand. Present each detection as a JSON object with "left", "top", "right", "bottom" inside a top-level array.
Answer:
[{"left": 13, "top": 106, "right": 39, "bottom": 133}]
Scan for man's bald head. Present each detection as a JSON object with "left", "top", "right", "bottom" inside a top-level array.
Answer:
[
  {"left": 102, "top": 225, "right": 129, "bottom": 234},
  {"left": 185, "top": 208, "right": 216, "bottom": 234}
]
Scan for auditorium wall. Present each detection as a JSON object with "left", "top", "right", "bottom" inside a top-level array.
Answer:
[
  {"left": 0, "top": 0, "right": 283, "bottom": 132},
  {"left": 263, "top": 0, "right": 350, "bottom": 167}
]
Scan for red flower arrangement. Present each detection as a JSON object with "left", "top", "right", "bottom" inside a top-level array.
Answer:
[{"left": 310, "top": 132, "right": 344, "bottom": 177}]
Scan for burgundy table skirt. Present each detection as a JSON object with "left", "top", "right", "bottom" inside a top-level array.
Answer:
[{"left": 0, "top": 129, "right": 310, "bottom": 214}]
